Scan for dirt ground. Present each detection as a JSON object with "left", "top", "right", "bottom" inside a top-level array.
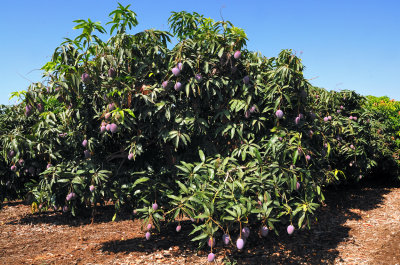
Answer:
[{"left": 0, "top": 179, "right": 399, "bottom": 265}]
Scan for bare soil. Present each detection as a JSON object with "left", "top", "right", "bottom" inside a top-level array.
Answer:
[{"left": 1, "top": 179, "right": 399, "bottom": 265}]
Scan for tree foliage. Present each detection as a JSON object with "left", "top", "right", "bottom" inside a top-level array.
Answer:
[{"left": 0, "top": 4, "right": 398, "bottom": 250}]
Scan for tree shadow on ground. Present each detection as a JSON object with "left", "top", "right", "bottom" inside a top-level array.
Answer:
[
  {"left": 99, "top": 178, "right": 399, "bottom": 264},
  {"left": 100, "top": 220, "right": 200, "bottom": 253},
  {"left": 5, "top": 203, "right": 133, "bottom": 227},
  {"left": 227, "top": 178, "right": 399, "bottom": 265},
  {"left": 1, "top": 200, "right": 25, "bottom": 207}
]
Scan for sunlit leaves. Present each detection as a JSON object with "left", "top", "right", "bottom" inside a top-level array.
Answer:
[{"left": 107, "top": 3, "right": 138, "bottom": 35}]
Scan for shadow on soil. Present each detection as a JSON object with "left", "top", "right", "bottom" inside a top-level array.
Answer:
[
  {"left": 3, "top": 177, "right": 398, "bottom": 264},
  {"left": 101, "top": 220, "right": 200, "bottom": 252},
  {"left": 1, "top": 200, "right": 25, "bottom": 208},
  {"left": 99, "top": 178, "right": 399, "bottom": 265},
  {"left": 5, "top": 204, "right": 133, "bottom": 227}
]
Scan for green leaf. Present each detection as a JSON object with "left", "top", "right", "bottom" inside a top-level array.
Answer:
[
  {"left": 293, "top": 149, "right": 298, "bottom": 165},
  {"left": 57, "top": 179, "right": 70, "bottom": 183},
  {"left": 225, "top": 208, "right": 237, "bottom": 218},
  {"left": 218, "top": 47, "right": 224, "bottom": 58},
  {"left": 298, "top": 212, "right": 305, "bottom": 228},
  {"left": 176, "top": 180, "right": 189, "bottom": 194},
  {"left": 133, "top": 177, "right": 150, "bottom": 186},
  {"left": 199, "top": 150, "right": 205, "bottom": 162},
  {"left": 124, "top": 109, "right": 135, "bottom": 118},
  {"left": 191, "top": 233, "right": 208, "bottom": 241}
]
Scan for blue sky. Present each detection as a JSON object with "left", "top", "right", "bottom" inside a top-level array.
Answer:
[{"left": 1, "top": 0, "right": 399, "bottom": 105}]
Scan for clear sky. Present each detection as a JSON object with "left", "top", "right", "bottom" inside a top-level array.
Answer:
[{"left": 1, "top": 0, "right": 399, "bottom": 105}]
